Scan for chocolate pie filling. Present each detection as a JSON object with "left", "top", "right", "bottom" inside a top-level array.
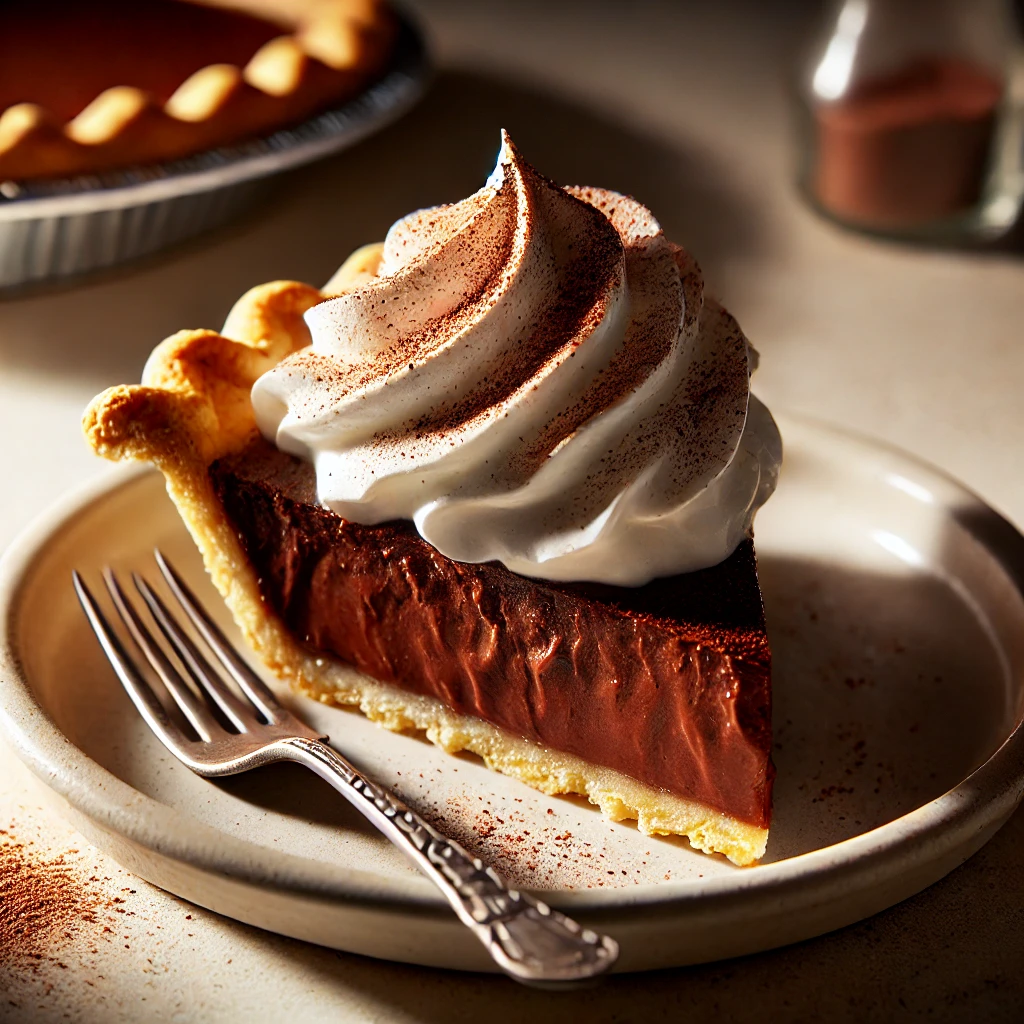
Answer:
[{"left": 210, "top": 437, "right": 774, "bottom": 827}]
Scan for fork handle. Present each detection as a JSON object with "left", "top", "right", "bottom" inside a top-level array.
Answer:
[{"left": 280, "top": 736, "right": 618, "bottom": 985}]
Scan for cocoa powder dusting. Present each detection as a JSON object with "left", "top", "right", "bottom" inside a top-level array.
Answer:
[
  {"left": 0, "top": 826, "right": 112, "bottom": 963},
  {"left": 406, "top": 791, "right": 656, "bottom": 890}
]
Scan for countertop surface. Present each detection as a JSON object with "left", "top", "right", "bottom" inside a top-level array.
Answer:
[{"left": 1, "top": 1, "right": 1022, "bottom": 1020}]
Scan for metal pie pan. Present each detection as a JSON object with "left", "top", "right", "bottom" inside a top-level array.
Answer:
[{"left": 0, "top": 15, "right": 429, "bottom": 292}]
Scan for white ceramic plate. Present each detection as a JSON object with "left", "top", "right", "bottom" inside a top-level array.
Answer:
[{"left": 2, "top": 413, "right": 1023, "bottom": 973}]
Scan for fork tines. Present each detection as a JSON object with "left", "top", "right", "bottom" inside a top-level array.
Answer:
[{"left": 72, "top": 552, "right": 296, "bottom": 761}]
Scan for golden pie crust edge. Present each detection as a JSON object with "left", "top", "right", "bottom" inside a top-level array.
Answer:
[
  {"left": 82, "top": 246, "right": 769, "bottom": 867},
  {"left": 0, "top": 0, "right": 398, "bottom": 182}
]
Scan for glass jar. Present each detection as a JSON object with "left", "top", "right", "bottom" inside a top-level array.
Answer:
[{"left": 795, "top": 0, "right": 1023, "bottom": 243}]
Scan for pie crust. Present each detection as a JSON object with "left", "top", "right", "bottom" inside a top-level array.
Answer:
[
  {"left": 0, "top": 0, "right": 397, "bottom": 182},
  {"left": 83, "top": 246, "right": 770, "bottom": 866}
]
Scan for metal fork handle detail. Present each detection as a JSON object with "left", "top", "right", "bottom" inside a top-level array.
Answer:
[{"left": 282, "top": 736, "right": 618, "bottom": 985}]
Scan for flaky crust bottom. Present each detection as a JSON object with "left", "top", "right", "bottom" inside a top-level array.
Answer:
[{"left": 83, "top": 254, "right": 768, "bottom": 868}]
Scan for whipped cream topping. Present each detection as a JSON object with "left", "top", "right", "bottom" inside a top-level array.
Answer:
[{"left": 251, "top": 132, "right": 781, "bottom": 586}]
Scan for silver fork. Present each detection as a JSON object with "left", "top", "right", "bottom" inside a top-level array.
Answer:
[{"left": 72, "top": 551, "right": 619, "bottom": 987}]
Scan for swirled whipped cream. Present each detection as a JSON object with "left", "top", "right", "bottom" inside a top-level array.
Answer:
[{"left": 251, "top": 132, "right": 781, "bottom": 586}]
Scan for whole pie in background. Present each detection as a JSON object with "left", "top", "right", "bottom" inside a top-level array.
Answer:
[{"left": 0, "top": 0, "right": 398, "bottom": 181}]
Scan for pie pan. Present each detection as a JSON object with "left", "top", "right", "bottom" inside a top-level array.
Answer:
[
  {"left": 0, "top": 14, "right": 428, "bottom": 293},
  {"left": 1, "top": 412, "right": 1023, "bottom": 973}
]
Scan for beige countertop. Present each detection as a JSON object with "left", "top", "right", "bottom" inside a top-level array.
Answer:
[{"left": 1, "top": 1, "right": 1022, "bottom": 1019}]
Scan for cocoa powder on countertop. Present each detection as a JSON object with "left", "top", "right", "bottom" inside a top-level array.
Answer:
[{"left": 0, "top": 825, "right": 109, "bottom": 962}]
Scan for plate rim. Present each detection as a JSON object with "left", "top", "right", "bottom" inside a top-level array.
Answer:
[{"left": 2, "top": 411, "right": 1024, "bottom": 927}]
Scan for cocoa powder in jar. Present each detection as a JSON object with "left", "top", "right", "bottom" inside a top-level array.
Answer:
[{"left": 811, "top": 56, "right": 1003, "bottom": 228}]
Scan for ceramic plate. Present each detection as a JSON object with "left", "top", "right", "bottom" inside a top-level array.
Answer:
[{"left": 1, "top": 413, "right": 1023, "bottom": 973}]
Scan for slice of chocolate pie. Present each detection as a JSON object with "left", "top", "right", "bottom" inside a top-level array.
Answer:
[{"left": 84, "top": 133, "right": 782, "bottom": 865}]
